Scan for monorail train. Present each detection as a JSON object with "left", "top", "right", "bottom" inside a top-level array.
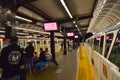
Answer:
[
  {"left": 85, "top": 24, "right": 120, "bottom": 80},
  {"left": 0, "top": 36, "right": 65, "bottom": 56}
]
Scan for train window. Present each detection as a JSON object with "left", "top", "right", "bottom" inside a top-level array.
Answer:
[
  {"left": 44, "top": 41, "right": 46, "bottom": 45},
  {"left": 37, "top": 41, "right": 40, "bottom": 44},
  {"left": 99, "top": 36, "right": 104, "bottom": 54},
  {"left": 94, "top": 37, "right": 100, "bottom": 52},
  {"left": 109, "top": 31, "right": 120, "bottom": 68},
  {"left": 105, "top": 34, "right": 113, "bottom": 58}
]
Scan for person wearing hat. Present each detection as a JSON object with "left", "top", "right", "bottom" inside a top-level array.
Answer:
[{"left": 0, "top": 36, "right": 24, "bottom": 80}]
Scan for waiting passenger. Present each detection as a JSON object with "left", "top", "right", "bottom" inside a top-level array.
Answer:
[
  {"left": 0, "top": 36, "right": 24, "bottom": 80},
  {"left": 39, "top": 48, "right": 46, "bottom": 62},
  {"left": 25, "top": 42, "right": 34, "bottom": 73},
  {"left": 45, "top": 48, "right": 52, "bottom": 60}
]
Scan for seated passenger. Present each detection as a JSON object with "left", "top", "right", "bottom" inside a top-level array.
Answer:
[
  {"left": 33, "top": 52, "right": 38, "bottom": 60},
  {"left": 45, "top": 48, "right": 52, "bottom": 60},
  {"left": 39, "top": 48, "right": 46, "bottom": 62},
  {"left": 34, "top": 48, "right": 46, "bottom": 65}
]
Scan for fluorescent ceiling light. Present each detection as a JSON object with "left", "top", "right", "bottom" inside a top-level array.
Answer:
[
  {"left": 75, "top": 25, "right": 78, "bottom": 28},
  {"left": 0, "top": 30, "right": 5, "bottom": 33},
  {"left": 15, "top": 15, "right": 32, "bottom": 22},
  {"left": 60, "top": 0, "right": 73, "bottom": 18},
  {"left": 103, "top": 0, "right": 107, "bottom": 4},
  {"left": 117, "top": 22, "right": 120, "bottom": 25},
  {"left": 73, "top": 21, "right": 76, "bottom": 24},
  {"left": 17, "top": 32, "right": 29, "bottom": 35}
]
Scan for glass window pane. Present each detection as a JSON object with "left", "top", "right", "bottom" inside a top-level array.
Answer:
[
  {"left": 109, "top": 31, "right": 120, "bottom": 68},
  {"left": 99, "top": 36, "right": 104, "bottom": 54},
  {"left": 105, "top": 34, "right": 113, "bottom": 57},
  {"left": 94, "top": 37, "right": 100, "bottom": 52}
]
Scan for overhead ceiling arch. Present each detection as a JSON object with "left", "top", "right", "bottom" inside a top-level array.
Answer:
[
  {"left": 99, "top": 12, "right": 120, "bottom": 20},
  {"left": 98, "top": 15, "right": 116, "bottom": 23},
  {"left": 94, "top": 17, "right": 113, "bottom": 26},
  {"left": 100, "top": 8, "right": 120, "bottom": 15}
]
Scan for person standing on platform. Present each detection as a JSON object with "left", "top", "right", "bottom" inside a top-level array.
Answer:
[
  {"left": 25, "top": 42, "right": 34, "bottom": 73},
  {"left": 0, "top": 36, "right": 24, "bottom": 80}
]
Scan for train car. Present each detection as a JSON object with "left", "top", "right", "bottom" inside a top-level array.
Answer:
[
  {"left": 18, "top": 37, "right": 64, "bottom": 56},
  {"left": 0, "top": 36, "right": 64, "bottom": 56},
  {"left": 85, "top": 24, "right": 120, "bottom": 80}
]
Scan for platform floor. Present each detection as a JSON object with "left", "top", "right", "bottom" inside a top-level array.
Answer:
[
  {"left": 76, "top": 45, "right": 94, "bottom": 80},
  {"left": 26, "top": 45, "right": 94, "bottom": 80},
  {"left": 27, "top": 50, "right": 77, "bottom": 80}
]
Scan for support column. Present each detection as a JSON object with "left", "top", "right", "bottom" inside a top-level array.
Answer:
[
  {"left": 50, "top": 32, "right": 58, "bottom": 65},
  {"left": 63, "top": 29, "right": 67, "bottom": 55}
]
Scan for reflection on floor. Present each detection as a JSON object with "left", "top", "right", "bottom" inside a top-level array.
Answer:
[{"left": 27, "top": 50, "right": 77, "bottom": 80}]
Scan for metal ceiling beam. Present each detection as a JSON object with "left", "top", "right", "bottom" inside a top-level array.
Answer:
[
  {"left": 0, "top": 0, "right": 37, "bottom": 12},
  {"left": 79, "top": 25, "right": 89, "bottom": 28},
  {"left": 23, "top": 4, "right": 52, "bottom": 21}
]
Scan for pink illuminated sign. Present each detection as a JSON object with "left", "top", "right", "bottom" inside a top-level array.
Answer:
[
  {"left": 67, "top": 32, "right": 74, "bottom": 36},
  {"left": 96, "top": 37, "right": 100, "bottom": 41},
  {"left": 44, "top": 22, "right": 58, "bottom": 31},
  {"left": 74, "top": 35, "right": 78, "bottom": 38}
]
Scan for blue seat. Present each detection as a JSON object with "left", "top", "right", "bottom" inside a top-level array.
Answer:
[{"left": 36, "top": 60, "right": 51, "bottom": 72}]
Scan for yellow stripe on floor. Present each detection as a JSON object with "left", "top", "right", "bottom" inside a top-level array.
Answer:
[{"left": 76, "top": 45, "right": 94, "bottom": 80}]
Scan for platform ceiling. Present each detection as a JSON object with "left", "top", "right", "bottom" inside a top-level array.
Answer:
[
  {"left": 0, "top": 0, "right": 98, "bottom": 37},
  {"left": 16, "top": 0, "right": 97, "bottom": 36}
]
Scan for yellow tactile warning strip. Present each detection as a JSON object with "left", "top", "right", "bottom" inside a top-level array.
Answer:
[{"left": 75, "top": 45, "right": 94, "bottom": 80}]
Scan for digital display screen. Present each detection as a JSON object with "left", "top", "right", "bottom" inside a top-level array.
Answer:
[
  {"left": 67, "top": 32, "right": 74, "bottom": 36},
  {"left": 74, "top": 35, "right": 78, "bottom": 38},
  {"left": 43, "top": 22, "right": 58, "bottom": 31}
]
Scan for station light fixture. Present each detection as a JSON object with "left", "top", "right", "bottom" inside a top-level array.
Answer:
[
  {"left": 15, "top": 15, "right": 32, "bottom": 22},
  {"left": 74, "top": 35, "right": 78, "bottom": 38},
  {"left": 75, "top": 25, "right": 78, "bottom": 28},
  {"left": 73, "top": 21, "right": 76, "bottom": 24},
  {"left": 17, "top": 32, "right": 29, "bottom": 35},
  {"left": 60, "top": 0, "right": 73, "bottom": 18},
  {"left": 0, "top": 30, "right": 5, "bottom": 33},
  {"left": 103, "top": 0, "right": 107, "bottom": 4}
]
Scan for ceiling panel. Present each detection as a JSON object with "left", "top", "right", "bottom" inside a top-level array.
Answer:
[
  {"left": 61, "top": 22, "right": 74, "bottom": 28},
  {"left": 77, "top": 19, "right": 90, "bottom": 26},
  {"left": 17, "top": 7, "right": 46, "bottom": 21},
  {"left": 14, "top": 0, "right": 96, "bottom": 36},
  {"left": 65, "top": 0, "right": 95, "bottom": 17},
  {"left": 31, "top": 0, "right": 68, "bottom": 19}
]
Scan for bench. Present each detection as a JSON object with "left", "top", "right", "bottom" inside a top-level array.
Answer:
[{"left": 35, "top": 60, "right": 51, "bottom": 72}]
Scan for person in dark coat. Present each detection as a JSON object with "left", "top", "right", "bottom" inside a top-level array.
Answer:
[
  {"left": 25, "top": 42, "right": 34, "bottom": 73},
  {"left": 39, "top": 48, "right": 46, "bottom": 62},
  {"left": 0, "top": 36, "right": 24, "bottom": 80}
]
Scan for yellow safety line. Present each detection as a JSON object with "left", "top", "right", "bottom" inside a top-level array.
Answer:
[{"left": 75, "top": 45, "right": 94, "bottom": 80}]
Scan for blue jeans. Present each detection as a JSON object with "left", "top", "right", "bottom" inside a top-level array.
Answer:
[
  {"left": 2, "top": 75, "right": 20, "bottom": 80},
  {"left": 26, "top": 57, "right": 33, "bottom": 73}
]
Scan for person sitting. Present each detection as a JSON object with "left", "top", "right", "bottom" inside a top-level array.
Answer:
[
  {"left": 39, "top": 48, "right": 46, "bottom": 62},
  {"left": 45, "top": 48, "right": 52, "bottom": 61},
  {"left": 33, "top": 48, "right": 46, "bottom": 65}
]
